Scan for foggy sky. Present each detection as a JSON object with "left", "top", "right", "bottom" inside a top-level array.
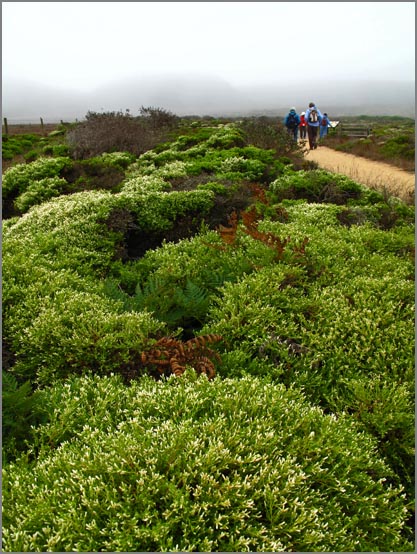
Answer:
[{"left": 2, "top": 2, "right": 415, "bottom": 121}]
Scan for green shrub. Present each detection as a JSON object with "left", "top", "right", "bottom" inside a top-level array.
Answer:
[
  {"left": 42, "top": 145, "right": 54, "bottom": 155},
  {"left": 196, "top": 181, "right": 228, "bottom": 194},
  {"left": 10, "top": 289, "right": 164, "bottom": 385},
  {"left": 380, "top": 135, "right": 415, "bottom": 160},
  {"left": 99, "top": 151, "right": 137, "bottom": 168},
  {"left": 200, "top": 216, "right": 415, "bottom": 499},
  {"left": 2, "top": 134, "right": 40, "bottom": 160},
  {"left": 2, "top": 156, "right": 72, "bottom": 202},
  {"left": 269, "top": 169, "right": 363, "bottom": 204},
  {"left": 50, "top": 144, "right": 70, "bottom": 157},
  {"left": 14, "top": 176, "right": 67, "bottom": 213},
  {"left": 2, "top": 373, "right": 412, "bottom": 552},
  {"left": 2, "top": 371, "right": 45, "bottom": 463},
  {"left": 23, "top": 149, "right": 38, "bottom": 162}
]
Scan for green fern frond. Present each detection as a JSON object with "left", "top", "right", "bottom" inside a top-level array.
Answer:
[
  {"left": 183, "top": 279, "right": 209, "bottom": 306},
  {"left": 103, "top": 278, "right": 130, "bottom": 305}
]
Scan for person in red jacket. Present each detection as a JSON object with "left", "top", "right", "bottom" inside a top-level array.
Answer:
[{"left": 299, "top": 111, "right": 307, "bottom": 139}]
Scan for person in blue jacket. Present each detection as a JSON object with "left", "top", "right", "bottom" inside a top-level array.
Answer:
[
  {"left": 284, "top": 107, "right": 301, "bottom": 142},
  {"left": 305, "top": 102, "right": 323, "bottom": 150},
  {"left": 319, "top": 112, "right": 331, "bottom": 140}
]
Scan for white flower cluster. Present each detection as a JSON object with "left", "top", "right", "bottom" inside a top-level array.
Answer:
[
  {"left": 121, "top": 175, "right": 170, "bottom": 195},
  {"left": 14, "top": 176, "right": 67, "bottom": 213},
  {"left": 2, "top": 156, "right": 72, "bottom": 196}
]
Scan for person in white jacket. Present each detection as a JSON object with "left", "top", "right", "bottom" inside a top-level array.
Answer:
[{"left": 305, "top": 102, "right": 323, "bottom": 150}]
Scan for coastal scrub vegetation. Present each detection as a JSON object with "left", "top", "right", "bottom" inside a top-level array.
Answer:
[{"left": 2, "top": 112, "right": 415, "bottom": 552}]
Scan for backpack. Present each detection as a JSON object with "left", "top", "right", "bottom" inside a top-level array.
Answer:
[
  {"left": 321, "top": 117, "right": 328, "bottom": 126},
  {"left": 286, "top": 113, "right": 298, "bottom": 129},
  {"left": 308, "top": 109, "right": 318, "bottom": 123}
]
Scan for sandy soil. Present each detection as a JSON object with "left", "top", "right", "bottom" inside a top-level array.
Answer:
[{"left": 300, "top": 140, "right": 415, "bottom": 203}]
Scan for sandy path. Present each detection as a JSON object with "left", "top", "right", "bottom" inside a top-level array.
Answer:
[{"left": 300, "top": 140, "right": 415, "bottom": 203}]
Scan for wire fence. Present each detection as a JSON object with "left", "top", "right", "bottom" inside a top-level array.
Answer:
[{"left": 2, "top": 116, "right": 79, "bottom": 135}]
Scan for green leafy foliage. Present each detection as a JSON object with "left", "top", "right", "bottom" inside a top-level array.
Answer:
[
  {"left": 103, "top": 275, "right": 211, "bottom": 330},
  {"left": 2, "top": 372, "right": 45, "bottom": 463},
  {"left": 2, "top": 133, "right": 40, "bottom": 160},
  {"left": 2, "top": 117, "right": 415, "bottom": 549},
  {"left": 2, "top": 373, "right": 412, "bottom": 552},
  {"left": 14, "top": 176, "right": 67, "bottom": 212},
  {"left": 2, "top": 156, "right": 72, "bottom": 203},
  {"left": 269, "top": 169, "right": 364, "bottom": 204}
]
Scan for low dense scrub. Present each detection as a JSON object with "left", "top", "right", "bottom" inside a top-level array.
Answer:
[
  {"left": 2, "top": 133, "right": 41, "bottom": 160},
  {"left": 66, "top": 108, "right": 180, "bottom": 159},
  {"left": 2, "top": 373, "right": 413, "bottom": 552},
  {"left": 2, "top": 116, "right": 415, "bottom": 551},
  {"left": 2, "top": 125, "right": 70, "bottom": 172}
]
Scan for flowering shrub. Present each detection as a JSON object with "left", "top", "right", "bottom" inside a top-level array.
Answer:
[
  {"left": 11, "top": 290, "right": 163, "bottom": 385},
  {"left": 2, "top": 156, "right": 72, "bottom": 201},
  {"left": 99, "top": 151, "right": 136, "bottom": 168},
  {"left": 2, "top": 373, "right": 411, "bottom": 552},
  {"left": 201, "top": 215, "right": 415, "bottom": 501},
  {"left": 14, "top": 176, "right": 67, "bottom": 213},
  {"left": 269, "top": 169, "right": 364, "bottom": 204},
  {"left": 218, "top": 156, "right": 265, "bottom": 180},
  {"left": 2, "top": 120, "right": 415, "bottom": 546}
]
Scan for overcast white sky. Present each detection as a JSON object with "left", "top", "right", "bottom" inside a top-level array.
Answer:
[{"left": 2, "top": 1, "right": 415, "bottom": 93}]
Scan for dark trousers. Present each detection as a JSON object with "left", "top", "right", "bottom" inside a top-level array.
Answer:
[
  {"left": 307, "top": 125, "right": 319, "bottom": 149},
  {"left": 287, "top": 127, "right": 299, "bottom": 141},
  {"left": 299, "top": 125, "right": 307, "bottom": 139}
]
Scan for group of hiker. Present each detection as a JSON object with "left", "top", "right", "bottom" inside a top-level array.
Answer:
[{"left": 284, "top": 102, "right": 331, "bottom": 150}]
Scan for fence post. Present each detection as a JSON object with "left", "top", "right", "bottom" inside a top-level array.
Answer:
[
  {"left": 3, "top": 117, "right": 8, "bottom": 135},
  {"left": 40, "top": 117, "right": 45, "bottom": 135}
]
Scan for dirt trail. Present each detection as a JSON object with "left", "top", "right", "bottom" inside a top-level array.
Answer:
[{"left": 301, "top": 140, "right": 415, "bottom": 203}]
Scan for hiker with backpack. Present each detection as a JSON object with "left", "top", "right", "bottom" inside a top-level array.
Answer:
[
  {"left": 305, "top": 102, "right": 323, "bottom": 150},
  {"left": 299, "top": 111, "right": 307, "bottom": 140},
  {"left": 284, "top": 107, "right": 300, "bottom": 142},
  {"left": 319, "top": 112, "right": 331, "bottom": 140}
]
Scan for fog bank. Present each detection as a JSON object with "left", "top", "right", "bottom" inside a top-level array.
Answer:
[{"left": 3, "top": 76, "right": 414, "bottom": 123}]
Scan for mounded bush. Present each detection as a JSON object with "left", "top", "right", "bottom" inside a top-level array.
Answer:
[
  {"left": 200, "top": 213, "right": 415, "bottom": 501},
  {"left": 13, "top": 176, "right": 67, "bottom": 212},
  {"left": 2, "top": 156, "right": 72, "bottom": 203},
  {"left": 10, "top": 289, "right": 164, "bottom": 385},
  {"left": 2, "top": 373, "right": 412, "bottom": 552},
  {"left": 269, "top": 169, "right": 364, "bottom": 204},
  {"left": 2, "top": 120, "right": 415, "bottom": 548}
]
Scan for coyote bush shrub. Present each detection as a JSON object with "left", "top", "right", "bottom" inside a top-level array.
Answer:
[
  {"left": 2, "top": 156, "right": 72, "bottom": 203},
  {"left": 13, "top": 176, "right": 67, "bottom": 213},
  {"left": 2, "top": 373, "right": 411, "bottom": 553},
  {"left": 269, "top": 169, "right": 364, "bottom": 204},
  {"left": 201, "top": 213, "right": 415, "bottom": 498},
  {"left": 2, "top": 133, "right": 40, "bottom": 160},
  {"left": 3, "top": 181, "right": 216, "bottom": 383},
  {"left": 380, "top": 134, "right": 415, "bottom": 160},
  {"left": 10, "top": 290, "right": 163, "bottom": 385},
  {"left": 87, "top": 151, "right": 136, "bottom": 170}
]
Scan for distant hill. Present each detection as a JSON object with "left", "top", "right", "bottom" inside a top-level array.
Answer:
[{"left": 2, "top": 76, "right": 414, "bottom": 122}]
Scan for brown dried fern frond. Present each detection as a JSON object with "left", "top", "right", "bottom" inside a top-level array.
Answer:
[
  {"left": 218, "top": 211, "right": 238, "bottom": 245},
  {"left": 249, "top": 183, "right": 268, "bottom": 204},
  {"left": 139, "top": 334, "right": 222, "bottom": 380}
]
